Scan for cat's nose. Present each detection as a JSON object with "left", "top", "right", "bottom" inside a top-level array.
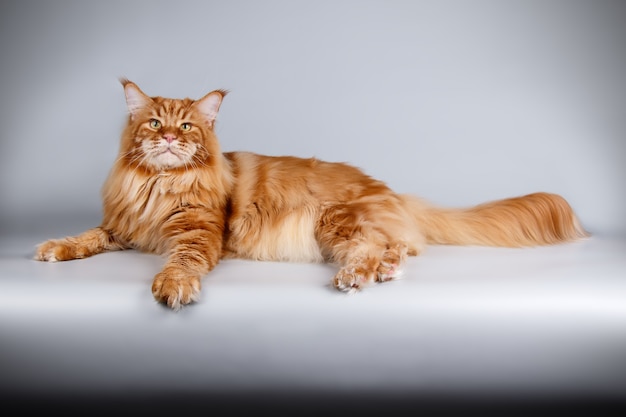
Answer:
[{"left": 163, "top": 134, "right": 177, "bottom": 143}]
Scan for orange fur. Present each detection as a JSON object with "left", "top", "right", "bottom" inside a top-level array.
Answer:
[{"left": 34, "top": 81, "right": 589, "bottom": 309}]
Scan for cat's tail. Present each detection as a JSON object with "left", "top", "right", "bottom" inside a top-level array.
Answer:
[{"left": 404, "top": 192, "right": 589, "bottom": 247}]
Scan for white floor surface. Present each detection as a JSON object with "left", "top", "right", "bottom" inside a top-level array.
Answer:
[{"left": 1, "top": 229, "right": 625, "bottom": 414}]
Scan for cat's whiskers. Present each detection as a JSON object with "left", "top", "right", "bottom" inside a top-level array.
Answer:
[
  {"left": 127, "top": 150, "right": 149, "bottom": 168},
  {"left": 188, "top": 150, "right": 209, "bottom": 171},
  {"left": 119, "top": 151, "right": 154, "bottom": 179},
  {"left": 181, "top": 153, "right": 198, "bottom": 172},
  {"left": 118, "top": 137, "right": 209, "bottom": 175},
  {"left": 114, "top": 148, "right": 139, "bottom": 165},
  {"left": 187, "top": 158, "right": 204, "bottom": 171},
  {"left": 119, "top": 144, "right": 156, "bottom": 178},
  {"left": 192, "top": 143, "right": 210, "bottom": 165}
]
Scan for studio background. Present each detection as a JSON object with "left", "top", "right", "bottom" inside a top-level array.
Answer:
[
  {"left": 1, "top": 0, "right": 625, "bottom": 237},
  {"left": 1, "top": 1, "right": 626, "bottom": 413}
]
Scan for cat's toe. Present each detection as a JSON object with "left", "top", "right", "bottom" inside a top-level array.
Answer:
[
  {"left": 152, "top": 270, "right": 201, "bottom": 310},
  {"left": 34, "top": 240, "right": 70, "bottom": 262},
  {"left": 34, "top": 250, "right": 55, "bottom": 262},
  {"left": 332, "top": 266, "right": 374, "bottom": 293},
  {"left": 376, "top": 243, "right": 408, "bottom": 282},
  {"left": 376, "top": 261, "right": 404, "bottom": 282}
]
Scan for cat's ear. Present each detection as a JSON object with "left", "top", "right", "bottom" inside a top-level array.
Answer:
[
  {"left": 121, "top": 79, "right": 152, "bottom": 119},
  {"left": 195, "top": 90, "right": 228, "bottom": 127}
]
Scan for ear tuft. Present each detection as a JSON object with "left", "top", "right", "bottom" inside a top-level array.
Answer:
[
  {"left": 195, "top": 90, "right": 228, "bottom": 126},
  {"left": 122, "top": 79, "right": 151, "bottom": 118}
]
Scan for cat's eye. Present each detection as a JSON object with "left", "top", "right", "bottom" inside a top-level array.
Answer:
[
  {"left": 180, "top": 122, "right": 192, "bottom": 131},
  {"left": 149, "top": 119, "right": 162, "bottom": 129}
]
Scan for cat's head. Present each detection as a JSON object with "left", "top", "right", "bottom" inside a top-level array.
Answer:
[{"left": 120, "top": 79, "right": 227, "bottom": 172}]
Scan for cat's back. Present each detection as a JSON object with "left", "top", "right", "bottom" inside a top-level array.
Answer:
[
  {"left": 224, "top": 151, "right": 332, "bottom": 179},
  {"left": 223, "top": 151, "right": 389, "bottom": 202}
]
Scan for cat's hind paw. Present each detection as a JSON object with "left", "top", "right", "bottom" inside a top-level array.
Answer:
[
  {"left": 152, "top": 269, "right": 201, "bottom": 310},
  {"left": 376, "top": 261, "right": 404, "bottom": 282},
  {"left": 332, "top": 265, "right": 375, "bottom": 294},
  {"left": 376, "top": 243, "right": 408, "bottom": 282}
]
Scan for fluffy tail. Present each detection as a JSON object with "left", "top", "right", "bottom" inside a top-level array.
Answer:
[{"left": 406, "top": 192, "right": 589, "bottom": 247}]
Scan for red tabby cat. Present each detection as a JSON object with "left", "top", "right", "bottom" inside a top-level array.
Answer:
[{"left": 35, "top": 80, "right": 588, "bottom": 309}]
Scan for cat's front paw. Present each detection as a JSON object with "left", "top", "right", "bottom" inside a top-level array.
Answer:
[
  {"left": 34, "top": 239, "right": 81, "bottom": 262},
  {"left": 152, "top": 268, "right": 201, "bottom": 310}
]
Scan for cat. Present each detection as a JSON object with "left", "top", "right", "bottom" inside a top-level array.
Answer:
[{"left": 34, "top": 80, "right": 589, "bottom": 310}]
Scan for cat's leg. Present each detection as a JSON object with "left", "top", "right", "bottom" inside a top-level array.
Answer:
[
  {"left": 329, "top": 241, "right": 411, "bottom": 291},
  {"left": 34, "top": 227, "right": 125, "bottom": 262},
  {"left": 151, "top": 209, "right": 224, "bottom": 310},
  {"left": 316, "top": 203, "right": 410, "bottom": 292}
]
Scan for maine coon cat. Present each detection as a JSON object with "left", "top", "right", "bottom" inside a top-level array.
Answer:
[{"left": 35, "top": 80, "right": 588, "bottom": 310}]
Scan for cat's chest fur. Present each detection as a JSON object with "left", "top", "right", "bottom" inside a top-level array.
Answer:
[{"left": 103, "top": 169, "right": 210, "bottom": 253}]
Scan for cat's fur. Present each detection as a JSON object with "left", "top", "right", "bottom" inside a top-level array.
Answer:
[{"left": 35, "top": 80, "right": 589, "bottom": 309}]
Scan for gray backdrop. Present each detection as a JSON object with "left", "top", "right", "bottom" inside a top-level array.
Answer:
[{"left": 1, "top": 0, "right": 625, "bottom": 237}]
